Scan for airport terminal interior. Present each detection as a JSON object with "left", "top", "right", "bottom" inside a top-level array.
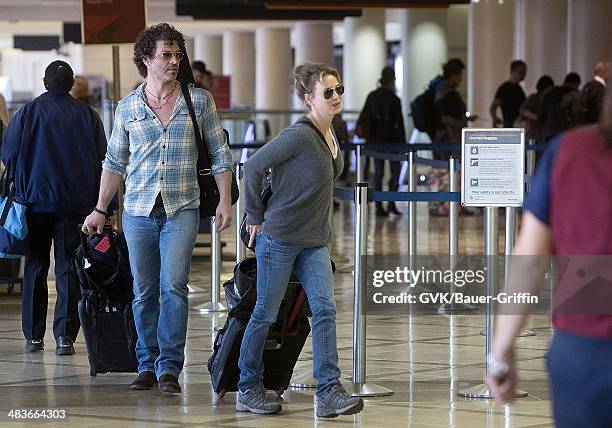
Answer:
[
  {"left": 0, "top": 212, "right": 557, "bottom": 427},
  {"left": 0, "top": 0, "right": 610, "bottom": 426}
]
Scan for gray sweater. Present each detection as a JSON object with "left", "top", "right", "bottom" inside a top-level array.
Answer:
[{"left": 244, "top": 117, "right": 343, "bottom": 247}]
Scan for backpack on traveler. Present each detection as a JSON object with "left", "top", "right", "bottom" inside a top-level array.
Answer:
[
  {"left": 410, "top": 75, "right": 443, "bottom": 142},
  {"left": 356, "top": 90, "right": 403, "bottom": 142}
]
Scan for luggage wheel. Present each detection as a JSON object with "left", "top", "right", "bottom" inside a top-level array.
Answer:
[
  {"left": 276, "top": 388, "right": 284, "bottom": 396},
  {"left": 217, "top": 390, "right": 226, "bottom": 399}
]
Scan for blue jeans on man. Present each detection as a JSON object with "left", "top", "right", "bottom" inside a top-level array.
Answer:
[
  {"left": 122, "top": 204, "right": 199, "bottom": 379},
  {"left": 238, "top": 231, "right": 341, "bottom": 395}
]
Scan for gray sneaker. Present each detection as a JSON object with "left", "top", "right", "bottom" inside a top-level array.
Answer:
[
  {"left": 316, "top": 383, "right": 364, "bottom": 418},
  {"left": 236, "top": 384, "right": 282, "bottom": 414}
]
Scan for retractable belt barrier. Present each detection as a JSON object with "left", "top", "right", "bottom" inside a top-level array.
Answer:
[
  {"left": 229, "top": 143, "right": 268, "bottom": 149},
  {"left": 333, "top": 188, "right": 461, "bottom": 203},
  {"left": 227, "top": 140, "right": 549, "bottom": 153}
]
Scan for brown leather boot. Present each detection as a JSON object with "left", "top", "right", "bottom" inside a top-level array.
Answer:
[
  {"left": 130, "top": 371, "right": 157, "bottom": 390},
  {"left": 158, "top": 374, "right": 181, "bottom": 394}
]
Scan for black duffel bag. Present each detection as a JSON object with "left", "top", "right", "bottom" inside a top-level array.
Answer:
[
  {"left": 224, "top": 257, "right": 310, "bottom": 321},
  {"left": 224, "top": 256, "right": 336, "bottom": 320}
]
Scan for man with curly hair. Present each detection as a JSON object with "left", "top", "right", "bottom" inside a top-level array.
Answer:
[{"left": 82, "top": 23, "right": 234, "bottom": 394}]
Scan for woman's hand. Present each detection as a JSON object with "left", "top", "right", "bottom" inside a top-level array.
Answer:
[
  {"left": 486, "top": 351, "right": 517, "bottom": 404},
  {"left": 246, "top": 224, "right": 261, "bottom": 248}
]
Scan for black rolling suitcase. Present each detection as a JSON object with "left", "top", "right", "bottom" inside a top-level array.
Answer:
[
  {"left": 208, "top": 258, "right": 312, "bottom": 398},
  {"left": 75, "top": 226, "right": 138, "bottom": 376}
]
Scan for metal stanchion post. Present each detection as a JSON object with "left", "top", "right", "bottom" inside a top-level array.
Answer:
[
  {"left": 102, "top": 99, "right": 115, "bottom": 140},
  {"left": 408, "top": 151, "right": 417, "bottom": 257},
  {"left": 235, "top": 163, "right": 246, "bottom": 263},
  {"left": 504, "top": 207, "right": 515, "bottom": 257},
  {"left": 345, "top": 183, "right": 393, "bottom": 397},
  {"left": 458, "top": 207, "right": 527, "bottom": 399},
  {"left": 439, "top": 157, "right": 475, "bottom": 314},
  {"left": 356, "top": 143, "right": 363, "bottom": 182},
  {"left": 507, "top": 207, "right": 536, "bottom": 338},
  {"left": 480, "top": 207, "right": 535, "bottom": 336},
  {"left": 449, "top": 157, "right": 458, "bottom": 256},
  {"left": 111, "top": 45, "right": 123, "bottom": 230},
  {"left": 526, "top": 138, "right": 535, "bottom": 192},
  {"left": 194, "top": 217, "right": 227, "bottom": 314}
]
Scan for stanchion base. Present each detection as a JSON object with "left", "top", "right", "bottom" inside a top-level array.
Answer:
[
  {"left": 457, "top": 383, "right": 528, "bottom": 399},
  {"left": 192, "top": 302, "right": 227, "bottom": 314},
  {"left": 289, "top": 372, "right": 317, "bottom": 389},
  {"left": 480, "top": 328, "right": 536, "bottom": 337},
  {"left": 437, "top": 302, "right": 477, "bottom": 314},
  {"left": 343, "top": 381, "right": 394, "bottom": 397}
]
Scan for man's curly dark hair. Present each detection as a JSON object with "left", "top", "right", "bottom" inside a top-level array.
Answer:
[{"left": 133, "top": 23, "right": 185, "bottom": 78}]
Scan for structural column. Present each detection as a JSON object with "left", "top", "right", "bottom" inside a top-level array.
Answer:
[
  {"left": 294, "top": 22, "right": 334, "bottom": 66},
  {"left": 194, "top": 34, "right": 223, "bottom": 74},
  {"left": 293, "top": 22, "right": 334, "bottom": 109},
  {"left": 514, "top": 0, "right": 567, "bottom": 92},
  {"left": 342, "top": 9, "right": 386, "bottom": 112},
  {"left": 399, "top": 8, "right": 449, "bottom": 136},
  {"left": 467, "top": 0, "right": 515, "bottom": 125},
  {"left": 223, "top": 31, "right": 255, "bottom": 107},
  {"left": 566, "top": 0, "right": 612, "bottom": 82},
  {"left": 255, "top": 27, "right": 292, "bottom": 135},
  {"left": 77, "top": 44, "right": 141, "bottom": 98}
]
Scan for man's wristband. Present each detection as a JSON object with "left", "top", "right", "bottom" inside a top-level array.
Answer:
[{"left": 94, "top": 208, "right": 110, "bottom": 218}]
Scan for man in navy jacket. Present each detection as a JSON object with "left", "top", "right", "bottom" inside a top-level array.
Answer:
[{"left": 1, "top": 60, "right": 109, "bottom": 355}]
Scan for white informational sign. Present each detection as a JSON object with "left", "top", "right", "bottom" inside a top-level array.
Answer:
[{"left": 461, "top": 128, "right": 524, "bottom": 207}]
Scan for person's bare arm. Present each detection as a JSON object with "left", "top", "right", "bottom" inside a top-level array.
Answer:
[
  {"left": 82, "top": 170, "right": 123, "bottom": 234},
  {"left": 213, "top": 171, "right": 232, "bottom": 232},
  {"left": 489, "top": 98, "right": 503, "bottom": 127},
  {"left": 521, "top": 109, "right": 538, "bottom": 122}
]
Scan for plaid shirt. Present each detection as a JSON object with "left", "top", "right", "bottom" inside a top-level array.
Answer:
[{"left": 103, "top": 83, "right": 233, "bottom": 217}]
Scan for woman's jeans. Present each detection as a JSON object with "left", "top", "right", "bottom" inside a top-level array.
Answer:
[
  {"left": 547, "top": 331, "right": 612, "bottom": 428},
  {"left": 238, "top": 232, "right": 341, "bottom": 395},
  {"left": 122, "top": 206, "right": 199, "bottom": 379}
]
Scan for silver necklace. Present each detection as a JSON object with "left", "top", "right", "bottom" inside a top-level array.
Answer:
[{"left": 144, "top": 81, "right": 178, "bottom": 109}]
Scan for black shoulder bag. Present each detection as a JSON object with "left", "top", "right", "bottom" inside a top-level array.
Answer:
[{"left": 181, "top": 84, "right": 239, "bottom": 218}]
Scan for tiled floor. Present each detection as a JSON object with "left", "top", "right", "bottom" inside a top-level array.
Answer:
[{"left": 0, "top": 202, "right": 554, "bottom": 427}]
